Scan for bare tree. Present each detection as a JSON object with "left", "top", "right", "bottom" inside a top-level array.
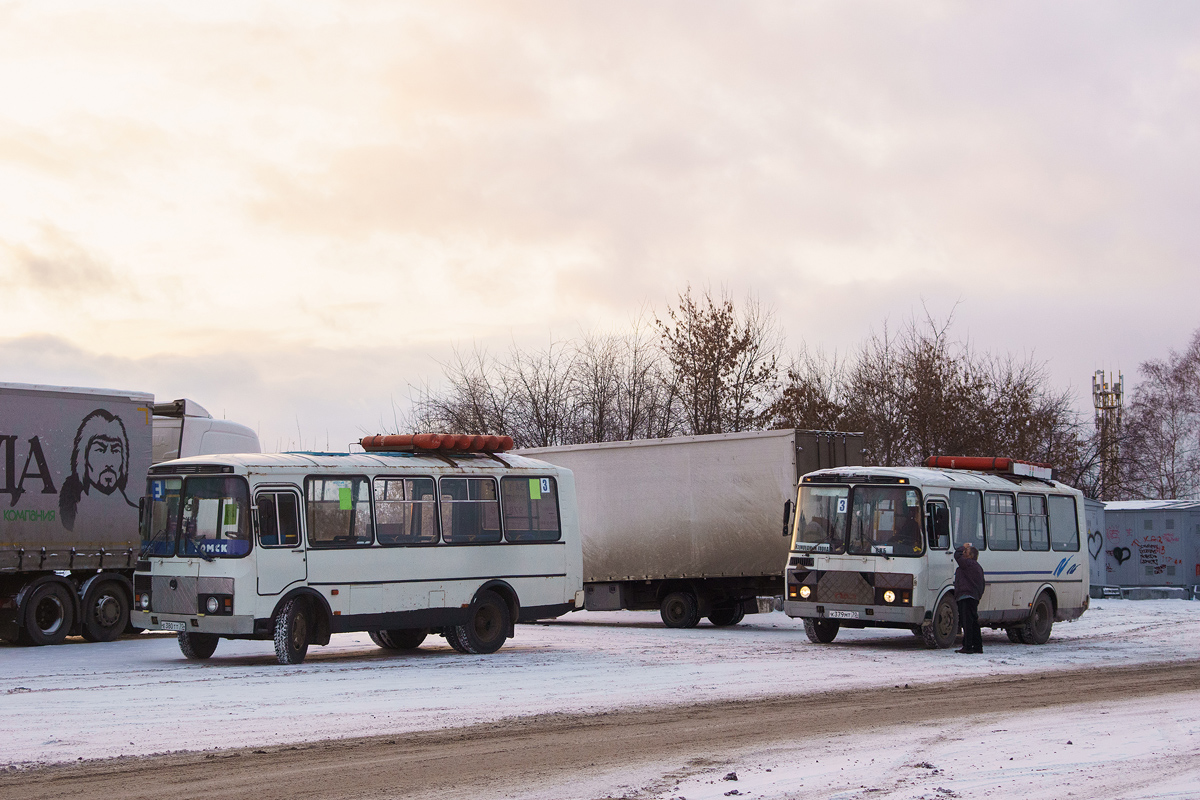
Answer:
[
  {"left": 655, "top": 287, "right": 779, "bottom": 435},
  {"left": 1122, "top": 329, "right": 1200, "bottom": 499}
]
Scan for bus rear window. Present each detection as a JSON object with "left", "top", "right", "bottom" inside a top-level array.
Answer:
[{"left": 501, "top": 477, "right": 561, "bottom": 542}]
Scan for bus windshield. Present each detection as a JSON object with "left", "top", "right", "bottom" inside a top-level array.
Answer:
[
  {"left": 143, "top": 476, "right": 252, "bottom": 558},
  {"left": 794, "top": 486, "right": 849, "bottom": 554},
  {"left": 848, "top": 486, "right": 924, "bottom": 557}
]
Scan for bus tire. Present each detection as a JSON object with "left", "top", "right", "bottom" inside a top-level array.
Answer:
[
  {"left": 1020, "top": 593, "right": 1054, "bottom": 645},
  {"left": 444, "top": 625, "right": 470, "bottom": 653},
  {"left": 455, "top": 592, "right": 510, "bottom": 655},
  {"left": 707, "top": 603, "right": 745, "bottom": 627},
  {"left": 18, "top": 580, "right": 75, "bottom": 646},
  {"left": 381, "top": 628, "right": 428, "bottom": 649},
  {"left": 660, "top": 591, "right": 701, "bottom": 629},
  {"left": 178, "top": 632, "right": 219, "bottom": 660},
  {"left": 81, "top": 580, "right": 129, "bottom": 643},
  {"left": 803, "top": 618, "right": 839, "bottom": 643},
  {"left": 1006, "top": 627, "right": 1026, "bottom": 644},
  {"left": 273, "top": 598, "right": 311, "bottom": 664},
  {"left": 922, "top": 594, "right": 958, "bottom": 649},
  {"left": 910, "top": 625, "right": 924, "bottom": 636}
]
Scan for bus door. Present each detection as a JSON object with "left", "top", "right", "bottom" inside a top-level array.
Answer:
[
  {"left": 254, "top": 489, "right": 307, "bottom": 596},
  {"left": 924, "top": 497, "right": 954, "bottom": 593}
]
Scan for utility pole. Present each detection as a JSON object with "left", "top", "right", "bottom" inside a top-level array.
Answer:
[{"left": 1092, "top": 370, "right": 1123, "bottom": 501}]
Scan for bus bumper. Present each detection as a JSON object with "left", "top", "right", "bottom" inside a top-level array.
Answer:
[
  {"left": 783, "top": 601, "right": 925, "bottom": 626},
  {"left": 131, "top": 610, "right": 255, "bottom": 635}
]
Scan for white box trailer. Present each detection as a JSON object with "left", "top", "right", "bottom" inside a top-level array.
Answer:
[
  {"left": 0, "top": 382, "right": 260, "bottom": 645},
  {"left": 518, "top": 429, "right": 863, "bottom": 627}
]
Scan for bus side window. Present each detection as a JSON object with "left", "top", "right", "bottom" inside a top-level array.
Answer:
[
  {"left": 440, "top": 477, "right": 502, "bottom": 544},
  {"left": 257, "top": 493, "right": 279, "bottom": 546},
  {"left": 277, "top": 492, "right": 300, "bottom": 546},
  {"left": 925, "top": 500, "right": 950, "bottom": 549},
  {"left": 1048, "top": 495, "right": 1080, "bottom": 551},
  {"left": 949, "top": 489, "right": 986, "bottom": 550},
  {"left": 1018, "top": 494, "right": 1049, "bottom": 551},
  {"left": 985, "top": 492, "right": 1018, "bottom": 551},
  {"left": 501, "top": 476, "right": 561, "bottom": 542}
]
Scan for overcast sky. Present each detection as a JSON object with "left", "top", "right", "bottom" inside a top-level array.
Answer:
[{"left": 2, "top": 1, "right": 1197, "bottom": 451}]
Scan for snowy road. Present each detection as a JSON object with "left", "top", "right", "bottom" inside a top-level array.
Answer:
[{"left": 2, "top": 600, "right": 1198, "bottom": 798}]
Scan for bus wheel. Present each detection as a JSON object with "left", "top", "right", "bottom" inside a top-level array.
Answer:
[
  {"left": 444, "top": 626, "right": 470, "bottom": 653},
  {"left": 1020, "top": 594, "right": 1054, "bottom": 645},
  {"left": 455, "top": 592, "right": 510, "bottom": 655},
  {"left": 660, "top": 591, "right": 700, "bottom": 629},
  {"left": 273, "top": 598, "right": 311, "bottom": 664},
  {"left": 922, "top": 595, "right": 958, "bottom": 649},
  {"left": 373, "top": 628, "right": 428, "bottom": 650},
  {"left": 804, "top": 618, "right": 839, "bottom": 643},
  {"left": 707, "top": 602, "right": 745, "bottom": 627},
  {"left": 18, "top": 581, "right": 75, "bottom": 646},
  {"left": 178, "top": 632, "right": 219, "bottom": 660},
  {"left": 81, "top": 580, "right": 129, "bottom": 643},
  {"left": 1006, "top": 627, "right": 1026, "bottom": 644}
]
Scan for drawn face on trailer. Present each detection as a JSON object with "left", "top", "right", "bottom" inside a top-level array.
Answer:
[{"left": 86, "top": 435, "right": 125, "bottom": 492}]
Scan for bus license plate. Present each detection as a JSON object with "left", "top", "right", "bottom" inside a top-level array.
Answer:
[
  {"left": 826, "top": 610, "right": 859, "bottom": 620},
  {"left": 161, "top": 620, "right": 187, "bottom": 632}
]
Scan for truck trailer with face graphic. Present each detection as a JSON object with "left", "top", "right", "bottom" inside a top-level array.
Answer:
[{"left": 0, "top": 382, "right": 260, "bottom": 645}]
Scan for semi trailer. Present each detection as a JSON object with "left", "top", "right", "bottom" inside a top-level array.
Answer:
[
  {"left": 0, "top": 382, "right": 260, "bottom": 645},
  {"left": 518, "top": 429, "right": 862, "bottom": 627}
]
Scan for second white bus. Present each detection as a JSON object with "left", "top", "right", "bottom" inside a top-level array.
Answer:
[
  {"left": 784, "top": 457, "right": 1089, "bottom": 648},
  {"left": 131, "top": 443, "right": 584, "bottom": 664}
]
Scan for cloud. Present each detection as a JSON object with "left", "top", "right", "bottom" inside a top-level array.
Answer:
[{"left": 0, "top": 225, "right": 136, "bottom": 300}]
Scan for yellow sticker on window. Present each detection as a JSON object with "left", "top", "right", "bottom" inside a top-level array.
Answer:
[
  {"left": 529, "top": 478, "right": 541, "bottom": 500},
  {"left": 338, "top": 487, "right": 353, "bottom": 510}
]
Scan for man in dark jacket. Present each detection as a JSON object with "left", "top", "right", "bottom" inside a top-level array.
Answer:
[{"left": 954, "top": 543, "right": 986, "bottom": 654}]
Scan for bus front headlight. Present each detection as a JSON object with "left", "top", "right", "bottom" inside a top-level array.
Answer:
[
  {"left": 205, "top": 596, "right": 220, "bottom": 614},
  {"left": 799, "top": 585, "right": 812, "bottom": 599},
  {"left": 139, "top": 593, "right": 151, "bottom": 610},
  {"left": 883, "top": 590, "right": 896, "bottom": 604}
]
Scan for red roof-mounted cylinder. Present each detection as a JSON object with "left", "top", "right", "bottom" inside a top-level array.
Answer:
[
  {"left": 359, "top": 433, "right": 513, "bottom": 454},
  {"left": 926, "top": 455, "right": 1053, "bottom": 480},
  {"left": 926, "top": 456, "right": 1013, "bottom": 471}
]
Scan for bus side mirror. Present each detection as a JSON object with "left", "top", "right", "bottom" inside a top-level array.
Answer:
[{"left": 782, "top": 499, "right": 794, "bottom": 538}]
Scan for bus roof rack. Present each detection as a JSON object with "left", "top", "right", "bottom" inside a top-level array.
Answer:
[
  {"left": 360, "top": 433, "right": 514, "bottom": 454},
  {"left": 925, "top": 455, "right": 1053, "bottom": 481}
]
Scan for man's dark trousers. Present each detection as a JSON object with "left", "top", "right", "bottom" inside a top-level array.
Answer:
[{"left": 958, "top": 597, "right": 982, "bottom": 653}]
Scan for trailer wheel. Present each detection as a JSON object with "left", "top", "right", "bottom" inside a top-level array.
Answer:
[
  {"left": 1020, "top": 593, "right": 1054, "bottom": 645},
  {"left": 81, "top": 580, "right": 129, "bottom": 643},
  {"left": 178, "top": 632, "right": 219, "bottom": 660},
  {"left": 19, "top": 581, "right": 75, "bottom": 646},
  {"left": 803, "top": 618, "right": 839, "bottom": 643},
  {"left": 660, "top": 591, "right": 701, "bottom": 629},
  {"left": 707, "top": 603, "right": 745, "bottom": 627},
  {"left": 455, "top": 592, "right": 510, "bottom": 654},
  {"left": 273, "top": 598, "right": 311, "bottom": 664},
  {"left": 443, "top": 625, "right": 470, "bottom": 653},
  {"left": 921, "top": 594, "right": 959, "bottom": 649}
]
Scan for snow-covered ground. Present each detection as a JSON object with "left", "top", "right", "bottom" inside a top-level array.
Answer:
[{"left": 2, "top": 599, "right": 1198, "bottom": 798}]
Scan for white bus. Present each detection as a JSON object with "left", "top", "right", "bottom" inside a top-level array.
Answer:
[
  {"left": 130, "top": 435, "right": 584, "bottom": 664},
  {"left": 784, "top": 457, "right": 1089, "bottom": 648}
]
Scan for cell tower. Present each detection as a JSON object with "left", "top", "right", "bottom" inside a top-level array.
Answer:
[{"left": 1092, "top": 370, "right": 1124, "bottom": 501}]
